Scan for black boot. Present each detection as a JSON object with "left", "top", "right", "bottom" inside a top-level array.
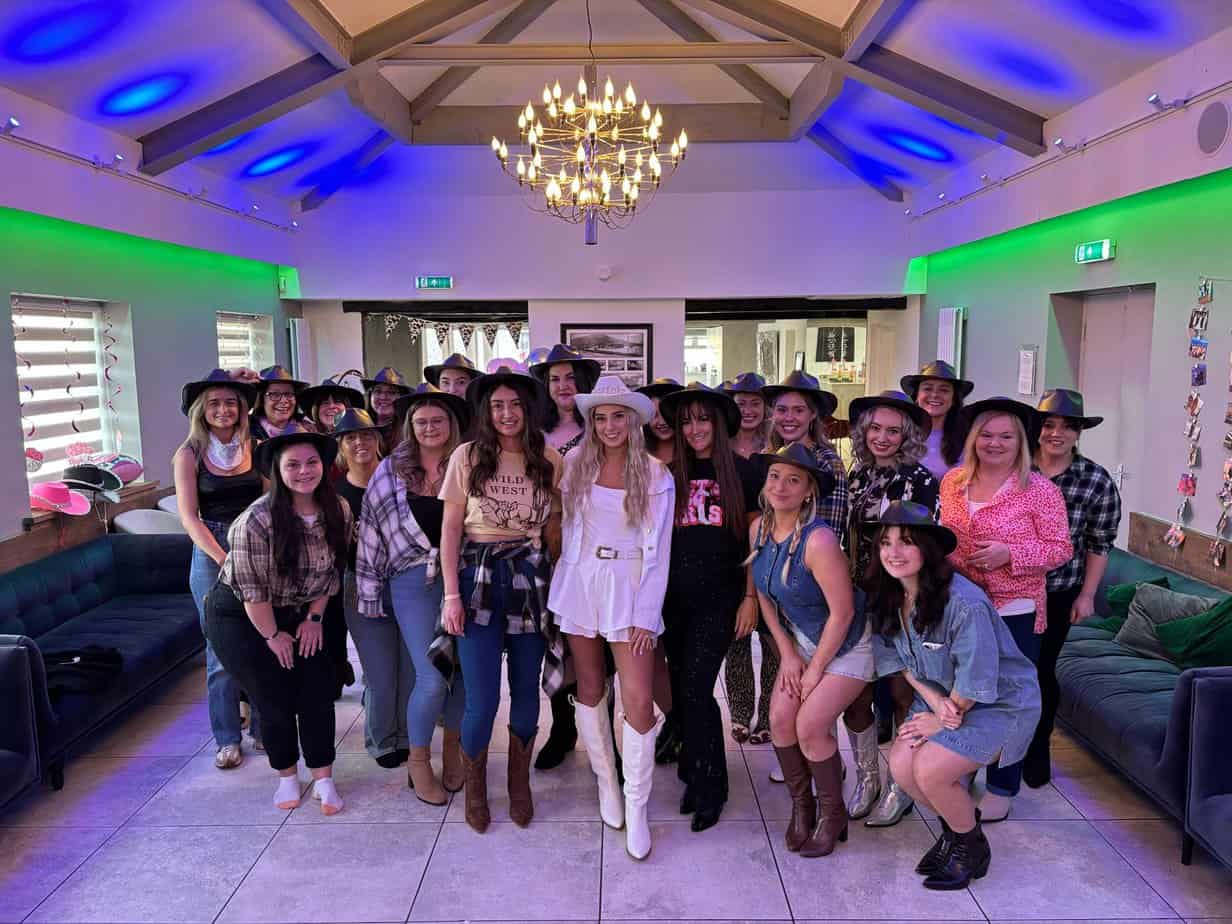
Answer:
[
  {"left": 923, "top": 822, "right": 991, "bottom": 890},
  {"left": 534, "top": 687, "right": 578, "bottom": 771},
  {"left": 916, "top": 817, "right": 955, "bottom": 875},
  {"left": 876, "top": 709, "right": 894, "bottom": 745},
  {"left": 655, "top": 711, "right": 681, "bottom": 765}
]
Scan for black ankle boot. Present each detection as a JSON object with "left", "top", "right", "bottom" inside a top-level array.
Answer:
[
  {"left": 655, "top": 711, "right": 681, "bottom": 765},
  {"left": 691, "top": 803, "right": 723, "bottom": 832},
  {"left": 534, "top": 687, "right": 578, "bottom": 770},
  {"left": 923, "top": 822, "right": 991, "bottom": 890},
  {"left": 679, "top": 788, "right": 695, "bottom": 815},
  {"left": 916, "top": 817, "right": 955, "bottom": 875}
]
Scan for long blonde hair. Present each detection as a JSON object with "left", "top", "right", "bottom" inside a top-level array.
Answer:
[
  {"left": 850, "top": 407, "right": 928, "bottom": 467},
  {"left": 745, "top": 485, "right": 821, "bottom": 585},
  {"left": 960, "top": 410, "right": 1032, "bottom": 491},
  {"left": 181, "top": 387, "right": 251, "bottom": 459},
  {"left": 563, "top": 406, "right": 653, "bottom": 528}
]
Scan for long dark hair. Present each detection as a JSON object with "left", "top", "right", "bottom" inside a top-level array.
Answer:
[
  {"left": 671, "top": 398, "right": 747, "bottom": 542},
  {"left": 468, "top": 379, "right": 554, "bottom": 514},
  {"left": 267, "top": 443, "right": 350, "bottom": 579},
  {"left": 543, "top": 362, "right": 598, "bottom": 432},
  {"left": 864, "top": 525, "right": 954, "bottom": 639},
  {"left": 907, "top": 382, "right": 968, "bottom": 466}
]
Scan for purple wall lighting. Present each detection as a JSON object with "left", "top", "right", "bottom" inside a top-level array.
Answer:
[
  {"left": 2, "top": 0, "right": 128, "bottom": 63},
  {"left": 98, "top": 71, "right": 190, "bottom": 116},
  {"left": 242, "top": 143, "right": 319, "bottom": 178}
]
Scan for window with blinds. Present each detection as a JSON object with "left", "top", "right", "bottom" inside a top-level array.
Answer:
[
  {"left": 12, "top": 295, "right": 113, "bottom": 481},
  {"left": 216, "top": 311, "right": 274, "bottom": 372}
]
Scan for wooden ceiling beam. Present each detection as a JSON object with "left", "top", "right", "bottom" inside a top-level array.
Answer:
[{"left": 382, "top": 41, "right": 819, "bottom": 66}]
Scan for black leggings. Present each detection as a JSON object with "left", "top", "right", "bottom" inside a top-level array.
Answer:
[
  {"left": 663, "top": 572, "right": 739, "bottom": 810},
  {"left": 1026, "top": 586, "right": 1082, "bottom": 768},
  {"left": 204, "top": 585, "right": 337, "bottom": 772}
]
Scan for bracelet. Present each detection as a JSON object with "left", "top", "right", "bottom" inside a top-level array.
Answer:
[
  {"left": 263, "top": 629, "right": 280, "bottom": 642},
  {"left": 444, "top": 593, "right": 461, "bottom": 601}
]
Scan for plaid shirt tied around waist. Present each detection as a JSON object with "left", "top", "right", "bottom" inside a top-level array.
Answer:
[{"left": 428, "top": 538, "right": 567, "bottom": 696}]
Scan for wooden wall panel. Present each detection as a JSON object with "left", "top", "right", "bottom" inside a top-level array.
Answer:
[{"left": 1128, "top": 511, "right": 1232, "bottom": 593}]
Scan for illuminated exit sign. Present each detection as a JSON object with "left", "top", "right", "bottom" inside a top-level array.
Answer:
[
  {"left": 1074, "top": 240, "right": 1116, "bottom": 264},
  {"left": 415, "top": 275, "right": 453, "bottom": 290}
]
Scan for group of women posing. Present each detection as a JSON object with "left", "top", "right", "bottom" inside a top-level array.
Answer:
[{"left": 175, "top": 347, "right": 1121, "bottom": 884}]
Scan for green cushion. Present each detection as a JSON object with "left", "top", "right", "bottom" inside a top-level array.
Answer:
[
  {"left": 1105, "top": 576, "right": 1168, "bottom": 620},
  {"left": 1115, "top": 583, "right": 1212, "bottom": 661},
  {"left": 1085, "top": 614, "right": 1127, "bottom": 633},
  {"left": 1156, "top": 595, "right": 1232, "bottom": 668}
]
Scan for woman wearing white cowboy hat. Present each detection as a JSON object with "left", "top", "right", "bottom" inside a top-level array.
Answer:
[{"left": 548, "top": 375, "right": 675, "bottom": 860}]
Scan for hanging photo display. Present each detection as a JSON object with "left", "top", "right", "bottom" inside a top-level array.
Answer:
[
  {"left": 1203, "top": 277, "right": 1231, "bottom": 567},
  {"left": 1173, "top": 280, "right": 1215, "bottom": 551}
]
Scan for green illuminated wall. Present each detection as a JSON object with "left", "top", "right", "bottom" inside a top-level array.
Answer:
[
  {"left": 917, "top": 166, "right": 1232, "bottom": 530},
  {"left": 0, "top": 206, "right": 290, "bottom": 538}
]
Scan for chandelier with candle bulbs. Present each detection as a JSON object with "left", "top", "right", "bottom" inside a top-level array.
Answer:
[{"left": 491, "top": 68, "right": 687, "bottom": 244}]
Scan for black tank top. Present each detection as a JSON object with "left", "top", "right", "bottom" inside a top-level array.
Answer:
[{"left": 196, "top": 452, "right": 262, "bottom": 524}]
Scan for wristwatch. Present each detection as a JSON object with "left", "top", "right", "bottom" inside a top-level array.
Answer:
[{"left": 308, "top": 612, "right": 323, "bottom": 623}]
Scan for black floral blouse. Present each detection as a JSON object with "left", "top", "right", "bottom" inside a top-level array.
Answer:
[{"left": 846, "top": 461, "right": 940, "bottom": 584}]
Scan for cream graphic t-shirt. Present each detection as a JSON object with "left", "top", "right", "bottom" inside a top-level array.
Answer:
[{"left": 440, "top": 441, "right": 563, "bottom": 541}]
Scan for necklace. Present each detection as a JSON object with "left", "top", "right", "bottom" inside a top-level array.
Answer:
[{"left": 207, "top": 432, "right": 244, "bottom": 472}]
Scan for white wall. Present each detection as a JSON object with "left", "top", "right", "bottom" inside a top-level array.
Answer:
[
  {"left": 529, "top": 299, "right": 685, "bottom": 381},
  {"left": 299, "top": 300, "right": 364, "bottom": 385}
]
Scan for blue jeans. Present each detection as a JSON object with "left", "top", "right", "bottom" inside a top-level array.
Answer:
[
  {"left": 342, "top": 572, "right": 411, "bottom": 759},
  {"left": 455, "top": 562, "right": 546, "bottom": 758},
  {"left": 389, "top": 564, "right": 466, "bottom": 749},
  {"left": 189, "top": 521, "right": 257, "bottom": 748},
  {"left": 985, "top": 610, "right": 1043, "bottom": 798}
]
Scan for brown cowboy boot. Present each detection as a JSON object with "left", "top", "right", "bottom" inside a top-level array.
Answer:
[
  {"left": 461, "top": 748, "right": 490, "bottom": 833},
  {"left": 507, "top": 726, "right": 537, "bottom": 827},
  {"left": 773, "top": 744, "right": 817, "bottom": 852},
  {"left": 800, "top": 751, "right": 848, "bottom": 858},
  {"left": 442, "top": 728, "right": 465, "bottom": 793}
]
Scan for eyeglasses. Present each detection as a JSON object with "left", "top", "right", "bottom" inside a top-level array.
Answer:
[{"left": 266, "top": 391, "right": 297, "bottom": 404}]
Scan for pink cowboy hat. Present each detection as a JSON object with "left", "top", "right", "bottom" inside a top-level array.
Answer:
[{"left": 30, "top": 481, "right": 92, "bottom": 516}]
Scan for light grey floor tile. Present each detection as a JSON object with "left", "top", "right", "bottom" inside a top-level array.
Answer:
[
  {"left": 219, "top": 822, "right": 437, "bottom": 923},
  {"left": 445, "top": 751, "right": 599, "bottom": 823},
  {"left": 332, "top": 701, "right": 364, "bottom": 746},
  {"left": 601, "top": 820, "right": 788, "bottom": 920},
  {"left": 412, "top": 822, "right": 600, "bottom": 921},
  {"left": 142, "top": 660, "right": 208, "bottom": 705},
  {"left": 27, "top": 825, "right": 275, "bottom": 923},
  {"left": 1094, "top": 819, "right": 1232, "bottom": 918},
  {"left": 971, "top": 820, "right": 1178, "bottom": 919},
  {"left": 1050, "top": 748, "right": 1165, "bottom": 821},
  {"left": 0, "top": 826, "right": 113, "bottom": 923},
  {"left": 972, "top": 779, "right": 1083, "bottom": 821},
  {"left": 4, "top": 757, "right": 187, "bottom": 828},
  {"left": 645, "top": 751, "right": 761, "bottom": 821},
  {"left": 287, "top": 754, "right": 449, "bottom": 824},
  {"left": 82, "top": 702, "right": 214, "bottom": 759},
  {"left": 774, "top": 815, "right": 983, "bottom": 919},
  {"left": 128, "top": 752, "right": 306, "bottom": 827}
]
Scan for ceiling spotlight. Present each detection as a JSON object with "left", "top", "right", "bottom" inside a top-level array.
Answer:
[
  {"left": 1, "top": 115, "right": 19, "bottom": 135},
  {"left": 1053, "top": 137, "right": 1081, "bottom": 154},
  {"left": 251, "top": 204, "right": 260, "bottom": 212},
  {"left": 291, "top": 220, "right": 299, "bottom": 228},
  {"left": 903, "top": 208, "right": 912, "bottom": 215},
  {"left": 979, "top": 172, "right": 990, "bottom": 182},
  {"left": 937, "top": 192, "right": 946, "bottom": 200},
  {"left": 1147, "top": 92, "right": 1187, "bottom": 112},
  {"left": 111, "top": 153, "right": 124, "bottom": 166}
]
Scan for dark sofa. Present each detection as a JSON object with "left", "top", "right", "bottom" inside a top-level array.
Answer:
[
  {"left": 0, "top": 533, "right": 202, "bottom": 803},
  {"left": 1056, "top": 547, "right": 1232, "bottom": 867}
]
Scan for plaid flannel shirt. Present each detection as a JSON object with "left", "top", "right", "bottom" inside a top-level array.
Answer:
[
  {"left": 808, "top": 443, "right": 850, "bottom": 545},
  {"left": 1045, "top": 454, "right": 1122, "bottom": 593},
  {"left": 354, "top": 456, "right": 438, "bottom": 617}
]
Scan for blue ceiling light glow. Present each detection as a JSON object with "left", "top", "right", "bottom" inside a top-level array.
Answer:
[
  {"left": 296, "top": 145, "right": 394, "bottom": 193},
  {"left": 98, "top": 72, "right": 189, "bottom": 116},
  {"left": 851, "top": 153, "right": 914, "bottom": 186},
  {"left": 867, "top": 124, "right": 953, "bottom": 162},
  {"left": 203, "top": 133, "right": 253, "bottom": 156},
  {"left": 2, "top": 1, "right": 127, "bottom": 62},
  {"left": 1074, "top": 0, "right": 1163, "bottom": 34},
  {"left": 978, "top": 41, "right": 1070, "bottom": 91},
  {"left": 927, "top": 114, "right": 977, "bottom": 136},
  {"left": 242, "top": 143, "right": 319, "bottom": 178}
]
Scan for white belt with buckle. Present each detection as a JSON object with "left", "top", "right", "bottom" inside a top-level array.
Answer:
[{"left": 595, "top": 546, "right": 643, "bottom": 560}]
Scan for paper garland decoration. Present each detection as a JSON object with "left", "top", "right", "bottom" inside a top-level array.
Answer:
[
  {"left": 12, "top": 304, "right": 35, "bottom": 438},
  {"left": 379, "top": 314, "right": 527, "bottom": 356},
  {"left": 62, "top": 301, "right": 85, "bottom": 435},
  {"left": 458, "top": 324, "right": 475, "bottom": 350},
  {"left": 482, "top": 322, "right": 499, "bottom": 348},
  {"left": 384, "top": 314, "right": 401, "bottom": 339},
  {"left": 434, "top": 322, "right": 450, "bottom": 349},
  {"left": 101, "top": 307, "right": 123, "bottom": 452},
  {"left": 506, "top": 321, "right": 523, "bottom": 344},
  {"left": 406, "top": 316, "right": 425, "bottom": 344}
]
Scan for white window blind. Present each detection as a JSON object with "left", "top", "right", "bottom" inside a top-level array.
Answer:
[
  {"left": 12, "top": 295, "right": 111, "bottom": 481},
  {"left": 216, "top": 311, "right": 274, "bottom": 371}
]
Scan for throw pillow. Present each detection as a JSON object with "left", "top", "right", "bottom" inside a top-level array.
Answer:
[
  {"left": 1115, "top": 583, "right": 1212, "bottom": 660},
  {"left": 1104, "top": 576, "right": 1168, "bottom": 621},
  {"left": 1156, "top": 595, "right": 1232, "bottom": 668},
  {"left": 1084, "top": 615, "right": 1127, "bottom": 634}
]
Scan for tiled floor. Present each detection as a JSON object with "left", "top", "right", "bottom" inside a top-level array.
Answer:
[{"left": 4, "top": 649, "right": 1231, "bottom": 924}]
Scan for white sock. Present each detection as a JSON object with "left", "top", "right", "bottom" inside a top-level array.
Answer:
[
  {"left": 315, "top": 777, "right": 343, "bottom": 815},
  {"left": 274, "top": 775, "right": 301, "bottom": 810}
]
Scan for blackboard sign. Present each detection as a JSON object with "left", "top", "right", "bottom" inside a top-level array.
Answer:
[{"left": 815, "top": 327, "right": 855, "bottom": 363}]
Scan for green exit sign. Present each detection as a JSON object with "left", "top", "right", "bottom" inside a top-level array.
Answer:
[
  {"left": 1074, "top": 240, "right": 1116, "bottom": 264},
  {"left": 415, "top": 275, "right": 453, "bottom": 290}
]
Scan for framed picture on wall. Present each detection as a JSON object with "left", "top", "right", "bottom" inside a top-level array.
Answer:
[
  {"left": 561, "top": 323, "right": 654, "bottom": 389},
  {"left": 757, "top": 330, "right": 779, "bottom": 381}
]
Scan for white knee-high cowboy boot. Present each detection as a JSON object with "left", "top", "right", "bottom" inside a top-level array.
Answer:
[
  {"left": 573, "top": 692, "right": 625, "bottom": 830},
  {"left": 622, "top": 716, "right": 660, "bottom": 860}
]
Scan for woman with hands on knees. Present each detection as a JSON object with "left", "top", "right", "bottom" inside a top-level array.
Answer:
[
  {"left": 862, "top": 501, "right": 1041, "bottom": 890},
  {"left": 749, "top": 442, "right": 874, "bottom": 859},
  {"left": 548, "top": 376, "right": 675, "bottom": 859},
  {"left": 204, "top": 430, "right": 351, "bottom": 815}
]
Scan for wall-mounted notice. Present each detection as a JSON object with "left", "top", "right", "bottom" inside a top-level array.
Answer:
[{"left": 1017, "top": 345, "right": 1038, "bottom": 395}]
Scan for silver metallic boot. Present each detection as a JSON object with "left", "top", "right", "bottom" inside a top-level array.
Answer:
[
  {"left": 846, "top": 724, "right": 881, "bottom": 819},
  {"left": 864, "top": 768, "right": 914, "bottom": 827}
]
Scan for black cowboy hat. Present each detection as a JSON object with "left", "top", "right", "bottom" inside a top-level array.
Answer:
[
  {"left": 528, "top": 343, "right": 603, "bottom": 387},
  {"left": 423, "top": 353, "right": 480, "bottom": 388},
  {"left": 963, "top": 396, "right": 1035, "bottom": 433},
  {"left": 361, "top": 366, "right": 412, "bottom": 394},
  {"left": 62, "top": 463, "right": 123, "bottom": 503},
  {"left": 858, "top": 499, "right": 957, "bottom": 556},
  {"left": 901, "top": 360, "right": 975, "bottom": 399},
  {"left": 723, "top": 371, "right": 767, "bottom": 395},
  {"left": 297, "top": 376, "right": 364, "bottom": 419},
  {"left": 657, "top": 381, "right": 741, "bottom": 437},
  {"left": 848, "top": 389, "right": 931, "bottom": 431},
  {"left": 466, "top": 363, "right": 548, "bottom": 407},
  {"left": 394, "top": 383, "right": 473, "bottom": 435},
  {"left": 636, "top": 377, "right": 684, "bottom": 399},
  {"left": 253, "top": 428, "right": 338, "bottom": 478},
  {"left": 761, "top": 370, "right": 839, "bottom": 419},
  {"left": 1034, "top": 388, "right": 1103, "bottom": 430},
  {"left": 181, "top": 369, "right": 257, "bottom": 416},
  {"left": 758, "top": 442, "right": 837, "bottom": 502},
  {"left": 255, "top": 365, "right": 308, "bottom": 393},
  {"left": 331, "top": 408, "right": 382, "bottom": 437}
]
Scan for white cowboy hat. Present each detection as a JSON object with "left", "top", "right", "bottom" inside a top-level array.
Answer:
[{"left": 575, "top": 375, "right": 655, "bottom": 424}]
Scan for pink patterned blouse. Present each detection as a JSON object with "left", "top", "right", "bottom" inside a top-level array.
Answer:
[{"left": 939, "top": 468, "right": 1073, "bottom": 633}]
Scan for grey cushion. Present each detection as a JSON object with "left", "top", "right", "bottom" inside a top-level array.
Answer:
[{"left": 1116, "top": 583, "right": 1212, "bottom": 661}]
